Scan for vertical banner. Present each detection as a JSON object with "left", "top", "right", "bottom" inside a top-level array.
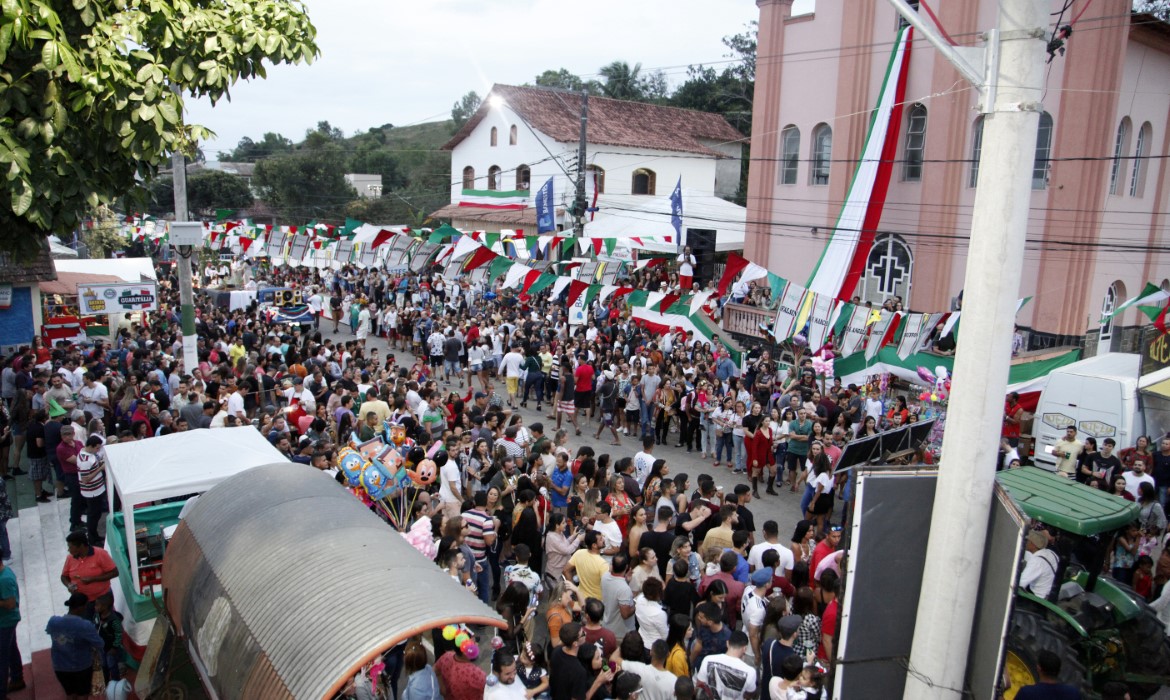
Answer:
[
  {"left": 773, "top": 281, "right": 811, "bottom": 340},
  {"left": 838, "top": 305, "right": 872, "bottom": 357},
  {"left": 896, "top": 313, "right": 927, "bottom": 360},
  {"left": 865, "top": 311, "right": 895, "bottom": 361},
  {"left": 536, "top": 177, "right": 556, "bottom": 234},
  {"left": 806, "top": 295, "right": 839, "bottom": 351},
  {"left": 915, "top": 312, "right": 945, "bottom": 354}
]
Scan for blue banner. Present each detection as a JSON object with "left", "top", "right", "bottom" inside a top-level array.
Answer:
[
  {"left": 669, "top": 177, "right": 683, "bottom": 244},
  {"left": 536, "top": 177, "right": 556, "bottom": 234}
]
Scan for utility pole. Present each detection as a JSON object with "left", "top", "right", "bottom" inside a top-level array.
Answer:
[
  {"left": 885, "top": 1, "right": 1047, "bottom": 698},
  {"left": 171, "top": 142, "right": 200, "bottom": 376},
  {"left": 572, "top": 90, "right": 589, "bottom": 239}
]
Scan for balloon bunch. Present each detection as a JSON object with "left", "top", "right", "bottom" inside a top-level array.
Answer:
[
  {"left": 811, "top": 349, "right": 835, "bottom": 380},
  {"left": 915, "top": 365, "right": 951, "bottom": 404},
  {"left": 441, "top": 625, "right": 480, "bottom": 660},
  {"left": 336, "top": 421, "right": 441, "bottom": 532}
]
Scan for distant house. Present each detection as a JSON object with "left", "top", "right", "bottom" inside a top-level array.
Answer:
[
  {"left": 344, "top": 173, "right": 383, "bottom": 198},
  {"left": 431, "top": 84, "right": 748, "bottom": 258},
  {"left": 0, "top": 241, "right": 57, "bottom": 354}
]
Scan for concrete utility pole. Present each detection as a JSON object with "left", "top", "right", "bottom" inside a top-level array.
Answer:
[
  {"left": 887, "top": 1, "right": 1048, "bottom": 698},
  {"left": 573, "top": 90, "right": 589, "bottom": 238},
  {"left": 171, "top": 145, "right": 200, "bottom": 375}
]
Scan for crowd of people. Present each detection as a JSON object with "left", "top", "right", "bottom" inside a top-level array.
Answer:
[{"left": 0, "top": 247, "right": 1165, "bottom": 699}]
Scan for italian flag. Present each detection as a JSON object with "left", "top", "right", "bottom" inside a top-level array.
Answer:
[
  {"left": 807, "top": 24, "right": 913, "bottom": 300},
  {"left": 459, "top": 189, "right": 529, "bottom": 210}
]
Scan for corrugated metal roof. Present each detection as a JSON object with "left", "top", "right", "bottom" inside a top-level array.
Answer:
[{"left": 163, "top": 463, "right": 506, "bottom": 700}]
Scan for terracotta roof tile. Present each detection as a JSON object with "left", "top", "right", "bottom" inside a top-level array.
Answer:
[{"left": 444, "top": 84, "right": 745, "bottom": 158}]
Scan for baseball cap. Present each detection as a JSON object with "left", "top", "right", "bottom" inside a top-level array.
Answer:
[
  {"left": 778, "top": 614, "right": 803, "bottom": 637},
  {"left": 750, "top": 567, "right": 773, "bottom": 586},
  {"left": 474, "top": 392, "right": 487, "bottom": 399}
]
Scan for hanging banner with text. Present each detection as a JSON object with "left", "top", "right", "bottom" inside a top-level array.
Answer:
[{"left": 78, "top": 282, "right": 159, "bottom": 315}]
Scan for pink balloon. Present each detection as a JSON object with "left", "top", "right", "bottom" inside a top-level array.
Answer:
[{"left": 297, "top": 415, "right": 314, "bottom": 434}]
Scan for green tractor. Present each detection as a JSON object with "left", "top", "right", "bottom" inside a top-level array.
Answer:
[{"left": 998, "top": 467, "right": 1170, "bottom": 698}]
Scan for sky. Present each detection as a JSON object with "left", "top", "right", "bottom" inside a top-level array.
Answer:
[{"left": 186, "top": 0, "right": 776, "bottom": 159}]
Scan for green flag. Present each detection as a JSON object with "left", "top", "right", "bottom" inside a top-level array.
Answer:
[
  {"left": 583, "top": 284, "right": 601, "bottom": 308},
  {"left": 527, "top": 273, "right": 557, "bottom": 296},
  {"left": 626, "top": 290, "right": 650, "bottom": 308},
  {"left": 485, "top": 232, "right": 501, "bottom": 249},
  {"left": 768, "top": 273, "right": 787, "bottom": 302},
  {"left": 604, "top": 239, "right": 616, "bottom": 256},
  {"left": 428, "top": 230, "right": 447, "bottom": 244},
  {"left": 215, "top": 208, "right": 234, "bottom": 222},
  {"left": 343, "top": 218, "right": 362, "bottom": 236},
  {"left": 488, "top": 256, "right": 513, "bottom": 280}
]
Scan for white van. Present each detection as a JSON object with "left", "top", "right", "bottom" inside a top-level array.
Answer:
[{"left": 1032, "top": 353, "right": 1170, "bottom": 470}]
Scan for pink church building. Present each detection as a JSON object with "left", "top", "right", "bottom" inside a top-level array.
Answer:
[{"left": 743, "top": 0, "right": 1170, "bottom": 354}]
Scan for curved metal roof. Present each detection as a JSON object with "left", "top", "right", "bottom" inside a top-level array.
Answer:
[{"left": 163, "top": 463, "right": 505, "bottom": 700}]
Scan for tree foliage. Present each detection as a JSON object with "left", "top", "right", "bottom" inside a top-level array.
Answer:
[
  {"left": 532, "top": 68, "right": 601, "bottom": 94},
  {"left": 450, "top": 91, "right": 481, "bottom": 131},
  {"left": 252, "top": 148, "right": 354, "bottom": 220},
  {"left": 0, "top": 0, "right": 319, "bottom": 258},
  {"left": 217, "top": 132, "right": 294, "bottom": 162},
  {"left": 146, "top": 169, "right": 253, "bottom": 218}
]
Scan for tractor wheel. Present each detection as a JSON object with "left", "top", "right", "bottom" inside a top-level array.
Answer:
[
  {"left": 1120, "top": 605, "right": 1170, "bottom": 682},
  {"left": 1003, "top": 609, "right": 1089, "bottom": 700}
]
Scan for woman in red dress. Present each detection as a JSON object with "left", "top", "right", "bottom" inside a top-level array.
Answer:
[{"left": 743, "top": 402, "right": 775, "bottom": 498}]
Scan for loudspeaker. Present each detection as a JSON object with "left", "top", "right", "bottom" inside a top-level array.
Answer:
[
  {"left": 687, "top": 228, "right": 717, "bottom": 287},
  {"left": 274, "top": 289, "right": 302, "bottom": 307}
]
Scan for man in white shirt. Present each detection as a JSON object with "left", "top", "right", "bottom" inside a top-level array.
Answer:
[
  {"left": 306, "top": 288, "right": 323, "bottom": 329},
  {"left": 78, "top": 372, "right": 109, "bottom": 419},
  {"left": 283, "top": 378, "right": 316, "bottom": 415},
  {"left": 633, "top": 437, "right": 656, "bottom": 485},
  {"left": 1124, "top": 458, "right": 1156, "bottom": 500},
  {"left": 677, "top": 246, "right": 697, "bottom": 290},
  {"left": 592, "top": 502, "right": 623, "bottom": 562},
  {"left": 1019, "top": 530, "right": 1059, "bottom": 599},
  {"left": 226, "top": 381, "right": 246, "bottom": 422},
  {"left": 438, "top": 453, "right": 463, "bottom": 519},
  {"left": 621, "top": 640, "right": 677, "bottom": 700},
  {"left": 484, "top": 654, "right": 526, "bottom": 700},
  {"left": 747, "top": 521, "right": 794, "bottom": 578},
  {"left": 499, "top": 345, "right": 525, "bottom": 409},
  {"left": 695, "top": 631, "right": 757, "bottom": 700}
]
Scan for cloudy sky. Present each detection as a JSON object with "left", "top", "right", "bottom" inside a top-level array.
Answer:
[{"left": 186, "top": 0, "right": 776, "bottom": 158}]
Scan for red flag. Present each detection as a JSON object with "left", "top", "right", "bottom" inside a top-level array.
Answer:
[
  {"left": 224, "top": 221, "right": 239, "bottom": 232},
  {"left": 1154, "top": 303, "right": 1170, "bottom": 335},
  {"left": 567, "top": 279, "right": 589, "bottom": 306},
  {"left": 658, "top": 294, "right": 681, "bottom": 313},
  {"left": 632, "top": 237, "right": 643, "bottom": 246},
  {"left": 371, "top": 229, "right": 395, "bottom": 248},
  {"left": 610, "top": 286, "right": 635, "bottom": 300},
  {"left": 313, "top": 240, "right": 322, "bottom": 250},
  {"left": 521, "top": 269, "right": 543, "bottom": 293},
  {"left": 591, "top": 239, "right": 603, "bottom": 255},
  {"left": 240, "top": 238, "right": 253, "bottom": 254},
  {"left": 717, "top": 253, "right": 750, "bottom": 296},
  {"left": 463, "top": 247, "right": 497, "bottom": 272}
]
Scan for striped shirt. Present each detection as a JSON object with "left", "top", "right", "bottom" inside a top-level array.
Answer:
[
  {"left": 462, "top": 508, "right": 494, "bottom": 563},
  {"left": 77, "top": 449, "right": 106, "bottom": 498}
]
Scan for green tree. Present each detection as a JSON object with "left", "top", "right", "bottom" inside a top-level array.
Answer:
[
  {"left": 187, "top": 170, "right": 253, "bottom": 217},
  {"left": 532, "top": 68, "right": 601, "bottom": 94},
  {"left": 598, "top": 61, "right": 644, "bottom": 100},
  {"left": 303, "top": 120, "right": 344, "bottom": 149},
  {"left": 252, "top": 150, "right": 354, "bottom": 220},
  {"left": 144, "top": 169, "right": 253, "bottom": 217},
  {"left": 0, "top": 0, "right": 319, "bottom": 258},
  {"left": 217, "top": 132, "right": 294, "bottom": 162},
  {"left": 81, "top": 205, "right": 125, "bottom": 259},
  {"left": 450, "top": 91, "right": 481, "bottom": 131}
]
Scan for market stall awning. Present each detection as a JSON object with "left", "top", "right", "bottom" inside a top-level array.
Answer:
[
  {"left": 39, "top": 271, "right": 123, "bottom": 296},
  {"left": 163, "top": 462, "right": 506, "bottom": 700},
  {"left": 53, "top": 257, "right": 157, "bottom": 282}
]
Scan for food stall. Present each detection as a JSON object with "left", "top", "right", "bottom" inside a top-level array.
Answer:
[{"left": 103, "top": 427, "right": 288, "bottom": 647}]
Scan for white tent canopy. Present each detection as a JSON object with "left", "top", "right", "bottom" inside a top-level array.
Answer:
[
  {"left": 54, "top": 257, "right": 157, "bottom": 282},
  {"left": 583, "top": 189, "right": 746, "bottom": 253},
  {"left": 104, "top": 427, "right": 288, "bottom": 587}
]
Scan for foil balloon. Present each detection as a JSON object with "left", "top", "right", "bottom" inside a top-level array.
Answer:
[
  {"left": 406, "top": 446, "right": 426, "bottom": 469},
  {"left": 336, "top": 448, "right": 367, "bottom": 488},
  {"left": 361, "top": 460, "right": 393, "bottom": 500},
  {"left": 410, "top": 458, "right": 438, "bottom": 486},
  {"left": 916, "top": 366, "right": 936, "bottom": 385}
]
